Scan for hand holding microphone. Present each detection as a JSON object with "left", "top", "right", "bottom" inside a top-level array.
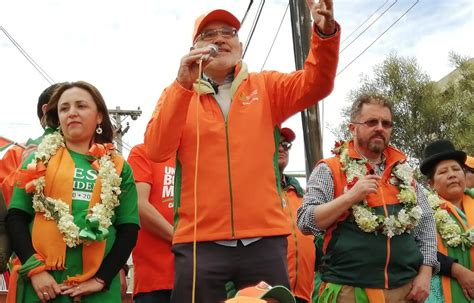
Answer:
[
  {"left": 177, "top": 44, "right": 219, "bottom": 89},
  {"left": 196, "top": 44, "right": 218, "bottom": 64}
]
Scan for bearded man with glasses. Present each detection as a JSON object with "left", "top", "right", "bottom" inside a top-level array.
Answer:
[
  {"left": 297, "top": 94, "right": 439, "bottom": 303},
  {"left": 144, "top": 1, "right": 340, "bottom": 302}
]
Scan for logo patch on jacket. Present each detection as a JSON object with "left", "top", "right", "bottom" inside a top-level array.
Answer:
[{"left": 239, "top": 89, "right": 259, "bottom": 105}]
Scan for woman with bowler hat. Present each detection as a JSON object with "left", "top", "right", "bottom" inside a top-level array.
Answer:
[{"left": 421, "top": 139, "right": 474, "bottom": 303}]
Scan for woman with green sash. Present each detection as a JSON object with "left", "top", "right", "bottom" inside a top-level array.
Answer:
[
  {"left": 420, "top": 139, "right": 474, "bottom": 303},
  {"left": 6, "top": 81, "right": 140, "bottom": 302}
]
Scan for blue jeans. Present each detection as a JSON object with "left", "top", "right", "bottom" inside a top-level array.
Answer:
[{"left": 134, "top": 290, "right": 172, "bottom": 303}]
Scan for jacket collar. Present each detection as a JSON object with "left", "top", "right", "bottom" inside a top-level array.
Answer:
[{"left": 193, "top": 61, "right": 248, "bottom": 97}]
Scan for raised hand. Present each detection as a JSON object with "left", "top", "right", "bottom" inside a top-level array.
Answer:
[{"left": 305, "top": 0, "right": 336, "bottom": 35}]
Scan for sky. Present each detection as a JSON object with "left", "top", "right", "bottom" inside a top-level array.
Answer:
[{"left": 1, "top": 0, "right": 473, "bottom": 181}]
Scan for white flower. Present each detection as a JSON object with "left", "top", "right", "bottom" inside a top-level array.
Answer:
[
  {"left": 334, "top": 141, "right": 420, "bottom": 238},
  {"left": 30, "top": 132, "right": 121, "bottom": 248},
  {"left": 428, "top": 190, "right": 473, "bottom": 248}
]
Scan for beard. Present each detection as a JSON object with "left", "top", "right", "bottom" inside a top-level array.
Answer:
[
  {"left": 368, "top": 138, "right": 386, "bottom": 153},
  {"left": 358, "top": 132, "right": 388, "bottom": 154}
]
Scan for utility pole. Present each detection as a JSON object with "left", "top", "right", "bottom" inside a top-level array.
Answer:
[
  {"left": 289, "top": 0, "right": 323, "bottom": 178},
  {"left": 109, "top": 106, "right": 142, "bottom": 154}
]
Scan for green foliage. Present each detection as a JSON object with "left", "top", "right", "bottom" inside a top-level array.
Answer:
[{"left": 334, "top": 52, "right": 473, "bottom": 168}]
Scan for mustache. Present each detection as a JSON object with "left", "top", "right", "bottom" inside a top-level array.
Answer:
[{"left": 370, "top": 133, "right": 386, "bottom": 141}]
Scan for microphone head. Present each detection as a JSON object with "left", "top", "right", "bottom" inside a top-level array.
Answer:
[{"left": 208, "top": 44, "right": 219, "bottom": 57}]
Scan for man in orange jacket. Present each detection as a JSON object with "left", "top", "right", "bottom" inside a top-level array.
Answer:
[
  {"left": 144, "top": 1, "right": 340, "bottom": 302},
  {"left": 278, "top": 127, "right": 315, "bottom": 303}
]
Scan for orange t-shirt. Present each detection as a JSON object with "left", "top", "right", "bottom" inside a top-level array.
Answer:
[{"left": 127, "top": 144, "right": 175, "bottom": 294}]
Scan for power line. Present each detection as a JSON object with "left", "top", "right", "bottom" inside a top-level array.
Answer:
[
  {"left": 260, "top": 3, "right": 289, "bottom": 71},
  {"left": 340, "top": 0, "right": 398, "bottom": 54},
  {"left": 341, "top": 0, "right": 389, "bottom": 45},
  {"left": 337, "top": 0, "right": 419, "bottom": 77},
  {"left": 242, "top": 0, "right": 265, "bottom": 58},
  {"left": 0, "top": 26, "right": 54, "bottom": 84},
  {"left": 240, "top": 0, "right": 255, "bottom": 27}
]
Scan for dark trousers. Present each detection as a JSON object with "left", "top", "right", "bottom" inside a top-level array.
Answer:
[
  {"left": 134, "top": 290, "right": 172, "bottom": 303},
  {"left": 170, "top": 236, "right": 289, "bottom": 303}
]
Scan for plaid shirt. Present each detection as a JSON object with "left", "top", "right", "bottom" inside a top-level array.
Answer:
[{"left": 296, "top": 162, "right": 440, "bottom": 272}]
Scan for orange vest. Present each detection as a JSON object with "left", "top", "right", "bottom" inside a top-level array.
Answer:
[
  {"left": 322, "top": 142, "right": 408, "bottom": 254},
  {"left": 321, "top": 141, "right": 422, "bottom": 289},
  {"left": 144, "top": 29, "right": 340, "bottom": 244},
  {"left": 283, "top": 184, "right": 315, "bottom": 302}
]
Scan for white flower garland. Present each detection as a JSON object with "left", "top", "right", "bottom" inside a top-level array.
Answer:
[
  {"left": 333, "top": 141, "right": 422, "bottom": 238},
  {"left": 426, "top": 190, "right": 474, "bottom": 249},
  {"left": 29, "top": 131, "right": 122, "bottom": 247}
]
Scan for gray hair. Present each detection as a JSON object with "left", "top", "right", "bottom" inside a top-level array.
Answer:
[{"left": 350, "top": 94, "right": 393, "bottom": 122}]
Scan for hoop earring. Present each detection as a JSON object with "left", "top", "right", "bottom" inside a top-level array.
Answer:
[{"left": 96, "top": 125, "right": 103, "bottom": 135}]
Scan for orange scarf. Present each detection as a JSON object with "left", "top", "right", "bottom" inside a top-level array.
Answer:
[
  {"left": 437, "top": 194, "right": 474, "bottom": 303},
  {"left": 8, "top": 146, "right": 124, "bottom": 303},
  {"left": 30, "top": 147, "right": 123, "bottom": 283}
]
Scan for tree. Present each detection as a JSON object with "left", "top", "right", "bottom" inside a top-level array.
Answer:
[{"left": 334, "top": 52, "right": 473, "bottom": 168}]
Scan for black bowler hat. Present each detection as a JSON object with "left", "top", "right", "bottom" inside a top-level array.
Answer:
[{"left": 420, "top": 139, "right": 466, "bottom": 176}]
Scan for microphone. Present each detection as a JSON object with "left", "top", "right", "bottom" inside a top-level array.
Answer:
[{"left": 197, "top": 44, "right": 219, "bottom": 64}]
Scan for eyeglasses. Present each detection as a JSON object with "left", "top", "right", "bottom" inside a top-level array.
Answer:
[
  {"left": 280, "top": 141, "right": 292, "bottom": 151},
  {"left": 352, "top": 119, "right": 394, "bottom": 129},
  {"left": 196, "top": 27, "right": 238, "bottom": 42}
]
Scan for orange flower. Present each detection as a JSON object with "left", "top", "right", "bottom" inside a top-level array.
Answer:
[
  {"left": 16, "top": 162, "right": 47, "bottom": 193},
  {"left": 89, "top": 143, "right": 115, "bottom": 170}
]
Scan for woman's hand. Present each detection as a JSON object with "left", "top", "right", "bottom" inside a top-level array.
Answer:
[
  {"left": 30, "top": 271, "right": 61, "bottom": 302},
  {"left": 60, "top": 277, "right": 105, "bottom": 301},
  {"left": 452, "top": 262, "right": 474, "bottom": 300}
]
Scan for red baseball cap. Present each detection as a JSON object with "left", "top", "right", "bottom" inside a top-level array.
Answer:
[
  {"left": 192, "top": 9, "right": 241, "bottom": 42},
  {"left": 280, "top": 127, "right": 296, "bottom": 143}
]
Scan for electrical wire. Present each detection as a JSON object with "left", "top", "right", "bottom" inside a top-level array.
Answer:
[
  {"left": 337, "top": 0, "right": 419, "bottom": 77},
  {"left": 260, "top": 3, "right": 289, "bottom": 71},
  {"left": 119, "top": 140, "right": 133, "bottom": 153},
  {"left": 341, "top": 0, "right": 389, "bottom": 45},
  {"left": 240, "top": 0, "right": 255, "bottom": 27},
  {"left": 0, "top": 26, "right": 54, "bottom": 84},
  {"left": 242, "top": 0, "right": 265, "bottom": 59},
  {"left": 340, "top": 0, "right": 398, "bottom": 54}
]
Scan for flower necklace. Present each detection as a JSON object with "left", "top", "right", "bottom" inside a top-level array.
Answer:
[
  {"left": 425, "top": 190, "right": 474, "bottom": 249},
  {"left": 29, "top": 131, "right": 122, "bottom": 248},
  {"left": 332, "top": 141, "right": 422, "bottom": 237}
]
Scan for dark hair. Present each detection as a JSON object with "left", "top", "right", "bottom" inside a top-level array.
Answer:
[
  {"left": 46, "top": 81, "right": 115, "bottom": 143},
  {"left": 350, "top": 94, "right": 393, "bottom": 122},
  {"left": 37, "top": 83, "right": 64, "bottom": 121}
]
